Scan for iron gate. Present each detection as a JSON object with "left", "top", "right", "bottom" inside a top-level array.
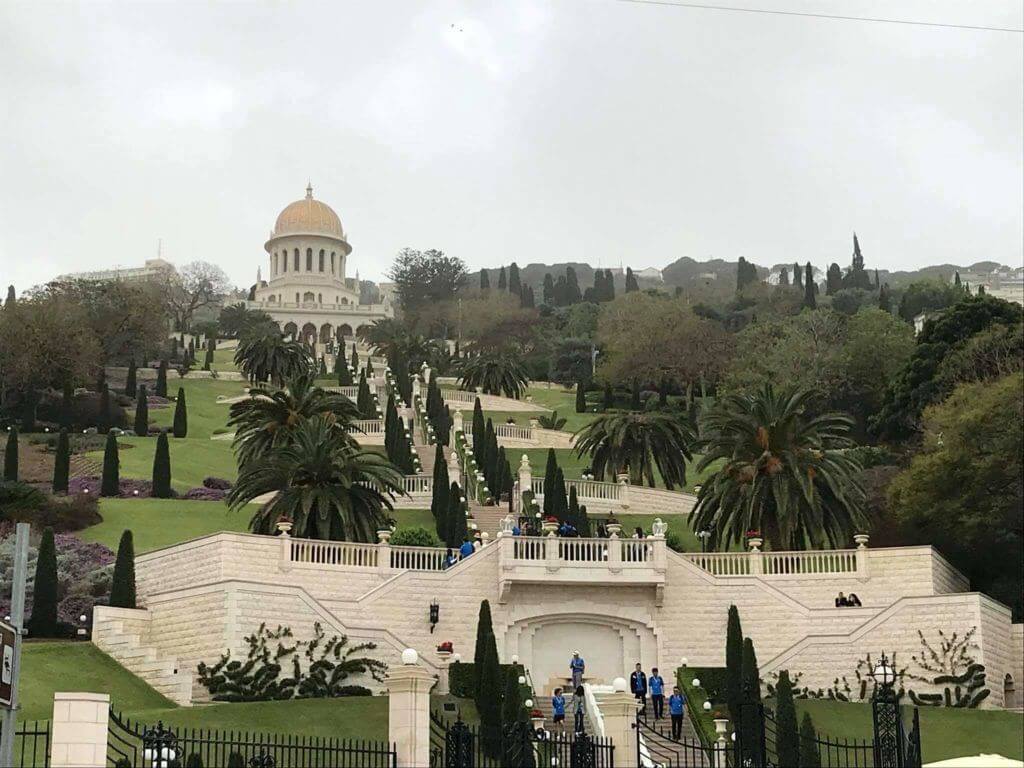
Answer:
[
  {"left": 430, "top": 710, "right": 614, "bottom": 768},
  {"left": 634, "top": 713, "right": 717, "bottom": 767}
]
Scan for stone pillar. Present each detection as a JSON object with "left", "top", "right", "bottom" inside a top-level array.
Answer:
[
  {"left": 277, "top": 520, "right": 293, "bottom": 573},
  {"left": 713, "top": 718, "right": 730, "bottom": 768},
  {"left": 386, "top": 652, "right": 435, "bottom": 768},
  {"left": 545, "top": 531, "right": 559, "bottom": 572},
  {"left": 422, "top": 364, "right": 432, "bottom": 385},
  {"left": 601, "top": 682, "right": 639, "bottom": 768},
  {"left": 608, "top": 533, "right": 622, "bottom": 574},
  {"left": 448, "top": 449, "right": 461, "bottom": 487},
  {"left": 51, "top": 692, "right": 110, "bottom": 768},
  {"left": 518, "top": 454, "right": 532, "bottom": 500},
  {"left": 377, "top": 530, "right": 392, "bottom": 577},
  {"left": 617, "top": 473, "right": 630, "bottom": 512},
  {"left": 854, "top": 533, "right": 870, "bottom": 580},
  {"left": 412, "top": 377, "right": 421, "bottom": 400}
]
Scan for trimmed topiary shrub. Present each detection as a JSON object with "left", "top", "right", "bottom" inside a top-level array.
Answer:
[
  {"left": 100, "top": 432, "right": 120, "bottom": 497},
  {"left": 182, "top": 487, "right": 226, "bottom": 501},
  {"left": 172, "top": 387, "right": 188, "bottom": 438},
  {"left": 52, "top": 428, "right": 70, "bottom": 494},
  {"left": 4, "top": 428, "right": 18, "bottom": 482},
  {"left": 27, "top": 527, "right": 58, "bottom": 638},
  {"left": 152, "top": 431, "right": 172, "bottom": 498},
  {"left": 202, "top": 477, "right": 232, "bottom": 490},
  {"left": 389, "top": 527, "right": 441, "bottom": 548},
  {"left": 109, "top": 530, "right": 136, "bottom": 609}
]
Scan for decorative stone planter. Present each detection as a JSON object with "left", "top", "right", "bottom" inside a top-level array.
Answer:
[
  {"left": 714, "top": 718, "right": 729, "bottom": 737},
  {"left": 276, "top": 520, "right": 293, "bottom": 536},
  {"left": 607, "top": 523, "right": 622, "bottom": 538},
  {"left": 747, "top": 537, "right": 763, "bottom": 551},
  {"left": 531, "top": 717, "right": 544, "bottom": 732},
  {"left": 542, "top": 520, "right": 559, "bottom": 535},
  {"left": 854, "top": 533, "right": 870, "bottom": 549},
  {"left": 377, "top": 529, "right": 392, "bottom": 544}
]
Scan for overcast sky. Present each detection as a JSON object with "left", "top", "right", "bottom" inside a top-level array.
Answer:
[{"left": 1, "top": 0, "right": 1021, "bottom": 291}]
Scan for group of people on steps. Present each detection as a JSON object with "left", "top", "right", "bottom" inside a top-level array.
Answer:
[{"left": 549, "top": 653, "right": 688, "bottom": 741}]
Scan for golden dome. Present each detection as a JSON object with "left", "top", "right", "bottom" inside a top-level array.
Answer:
[{"left": 273, "top": 184, "right": 345, "bottom": 239}]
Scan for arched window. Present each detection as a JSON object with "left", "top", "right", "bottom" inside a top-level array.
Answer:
[
  {"left": 295, "top": 292, "right": 300, "bottom": 304},
  {"left": 306, "top": 248, "right": 313, "bottom": 271},
  {"left": 281, "top": 252, "right": 287, "bottom": 273},
  {"left": 293, "top": 249, "right": 299, "bottom": 271},
  {"left": 303, "top": 291, "right": 315, "bottom": 303},
  {"left": 318, "top": 249, "right": 325, "bottom": 272},
  {"left": 317, "top": 293, "right": 322, "bottom": 303},
  {"left": 331, "top": 252, "right": 336, "bottom": 274},
  {"left": 268, "top": 295, "right": 276, "bottom": 303}
]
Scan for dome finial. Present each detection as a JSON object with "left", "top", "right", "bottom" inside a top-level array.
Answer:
[{"left": 306, "top": 181, "right": 313, "bottom": 199}]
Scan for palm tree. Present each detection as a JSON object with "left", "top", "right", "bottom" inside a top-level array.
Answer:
[
  {"left": 458, "top": 353, "right": 530, "bottom": 399},
  {"left": 218, "top": 303, "right": 276, "bottom": 339},
  {"left": 573, "top": 412, "right": 695, "bottom": 488},
  {"left": 227, "top": 416, "right": 406, "bottom": 541},
  {"left": 228, "top": 371, "right": 362, "bottom": 467},
  {"left": 359, "top": 319, "right": 432, "bottom": 364},
  {"left": 235, "top": 332, "right": 312, "bottom": 386},
  {"left": 691, "top": 385, "right": 867, "bottom": 551}
]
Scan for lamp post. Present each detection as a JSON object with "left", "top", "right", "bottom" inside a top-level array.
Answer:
[
  {"left": 141, "top": 722, "right": 178, "bottom": 768},
  {"left": 698, "top": 529, "right": 711, "bottom": 553},
  {"left": 871, "top": 653, "right": 902, "bottom": 768}
]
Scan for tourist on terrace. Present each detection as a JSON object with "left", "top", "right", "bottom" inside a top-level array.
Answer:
[
  {"left": 847, "top": 592, "right": 862, "bottom": 607},
  {"left": 649, "top": 667, "right": 665, "bottom": 720},
  {"left": 572, "top": 685, "right": 586, "bottom": 734},
  {"left": 630, "top": 663, "right": 648, "bottom": 716},
  {"left": 551, "top": 687, "right": 567, "bottom": 732},
  {"left": 442, "top": 548, "right": 458, "bottom": 569},
  {"left": 633, "top": 526, "right": 645, "bottom": 539},
  {"left": 835, "top": 592, "right": 849, "bottom": 607},
  {"left": 459, "top": 537, "right": 475, "bottom": 559},
  {"left": 570, "top": 652, "right": 586, "bottom": 688},
  {"left": 668, "top": 686, "right": 686, "bottom": 740}
]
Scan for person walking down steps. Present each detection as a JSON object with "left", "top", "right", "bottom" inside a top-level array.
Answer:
[
  {"left": 649, "top": 667, "right": 665, "bottom": 720},
  {"left": 570, "top": 651, "right": 585, "bottom": 688},
  {"left": 668, "top": 686, "right": 687, "bottom": 741},
  {"left": 572, "top": 685, "right": 586, "bottom": 734},
  {"left": 551, "top": 687, "right": 567, "bottom": 733},
  {"left": 630, "top": 663, "right": 648, "bottom": 717}
]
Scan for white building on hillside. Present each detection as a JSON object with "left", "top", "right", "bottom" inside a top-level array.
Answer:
[
  {"left": 247, "top": 184, "right": 392, "bottom": 344},
  {"left": 58, "top": 257, "right": 176, "bottom": 283}
]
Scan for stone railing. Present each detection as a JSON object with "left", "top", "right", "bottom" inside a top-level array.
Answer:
[
  {"left": 529, "top": 476, "right": 696, "bottom": 515},
  {"left": 440, "top": 388, "right": 478, "bottom": 405},
  {"left": 246, "top": 300, "right": 391, "bottom": 314},
  {"left": 353, "top": 419, "right": 384, "bottom": 435},
  {"left": 681, "top": 548, "right": 863, "bottom": 578},
  {"left": 495, "top": 423, "right": 533, "bottom": 441},
  {"left": 327, "top": 385, "right": 360, "bottom": 399}
]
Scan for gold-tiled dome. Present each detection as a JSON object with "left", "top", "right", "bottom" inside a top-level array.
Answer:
[{"left": 273, "top": 184, "right": 345, "bottom": 238}]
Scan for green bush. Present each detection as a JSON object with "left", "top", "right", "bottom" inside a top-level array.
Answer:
[
  {"left": 389, "top": 527, "right": 441, "bottom": 548},
  {"left": 4, "top": 428, "right": 17, "bottom": 482},
  {"left": 0, "top": 481, "right": 101, "bottom": 532},
  {"left": 152, "top": 431, "right": 172, "bottom": 498},
  {"left": 449, "top": 661, "right": 514, "bottom": 699},
  {"left": 27, "top": 527, "right": 58, "bottom": 637},
  {"left": 52, "top": 428, "right": 70, "bottom": 493},
  {"left": 109, "top": 530, "right": 136, "bottom": 609}
]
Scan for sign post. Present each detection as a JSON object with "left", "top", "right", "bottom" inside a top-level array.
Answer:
[{"left": 0, "top": 523, "right": 29, "bottom": 765}]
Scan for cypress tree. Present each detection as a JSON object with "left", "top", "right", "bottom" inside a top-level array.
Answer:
[
  {"left": 482, "top": 419, "right": 496, "bottom": 488},
  {"left": 60, "top": 379, "right": 74, "bottom": 429},
  {"left": 567, "top": 485, "right": 581, "bottom": 530},
  {"left": 152, "top": 431, "right": 172, "bottom": 498},
  {"left": 96, "top": 366, "right": 106, "bottom": 394},
  {"left": 739, "top": 638, "right": 763, "bottom": 764},
  {"left": 799, "top": 713, "right": 822, "bottom": 767},
  {"left": 603, "top": 381, "right": 614, "bottom": 411},
  {"left": 778, "top": 266, "right": 789, "bottom": 286},
  {"left": 542, "top": 448, "right": 558, "bottom": 515},
  {"left": 203, "top": 343, "right": 214, "bottom": 371},
  {"left": 4, "top": 285, "right": 14, "bottom": 307},
  {"left": 27, "top": 527, "right": 58, "bottom": 638},
  {"left": 551, "top": 467, "right": 568, "bottom": 522},
  {"left": 802, "top": 263, "right": 816, "bottom": 309},
  {"left": 337, "top": 355, "right": 354, "bottom": 386},
  {"left": 319, "top": 356, "right": 328, "bottom": 376},
  {"left": 625, "top": 266, "right": 639, "bottom": 292},
  {"left": 432, "top": 445, "right": 450, "bottom": 535},
  {"left": 577, "top": 502, "right": 591, "bottom": 537},
  {"left": 775, "top": 670, "right": 799, "bottom": 767},
  {"left": 879, "top": 283, "right": 892, "bottom": 313},
  {"left": 630, "top": 379, "right": 641, "bottom": 411},
  {"left": 447, "top": 482, "right": 467, "bottom": 548},
  {"left": 501, "top": 663, "right": 525, "bottom": 728},
  {"left": 792, "top": 261, "right": 802, "bottom": 288},
  {"left": 575, "top": 381, "right": 586, "bottom": 413},
  {"left": 134, "top": 384, "right": 149, "bottom": 436},
  {"left": 125, "top": 358, "right": 137, "bottom": 397},
  {"left": 725, "top": 605, "right": 744, "bottom": 722},
  {"left": 172, "top": 387, "right": 188, "bottom": 438},
  {"left": 497, "top": 266, "right": 507, "bottom": 291},
  {"left": 98, "top": 383, "right": 112, "bottom": 434},
  {"left": 4, "top": 428, "right": 18, "bottom": 482},
  {"left": 473, "top": 600, "right": 499, "bottom": 706},
  {"left": 825, "top": 263, "right": 843, "bottom": 295},
  {"left": 185, "top": 754, "right": 204, "bottom": 768},
  {"left": 155, "top": 360, "right": 168, "bottom": 397},
  {"left": 478, "top": 643, "right": 503, "bottom": 758},
  {"left": 52, "top": 428, "right": 70, "bottom": 493},
  {"left": 508, "top": 262, "right": 521, "bottom": 296},
  {"left": 109, "top": 530, "right": 137, "bottom": 609},
  {"left": 480, "top": 269, "right": 490, "bottom": 290},
  {"left": 100, "top": 431, "right": 120, "bottom": 496}
]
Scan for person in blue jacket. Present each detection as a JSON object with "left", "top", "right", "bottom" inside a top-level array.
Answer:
[
  {"left": 629, "top": 663, "right": 648, "bottom": 716},
  {"left": 458, "top": 537, "right": 474, "bottom": 559},
  {"left": 569, "top": 652, "right": 586, "bottom": 688},
  {"left": 649, "top": 667, "right": 665, "bottom": 720},
  {"left": 668, "top": 686, "right": 686, "bottom": 740},
  {"left": 551, "top": 687, "right": 566, "bottom": 732}
]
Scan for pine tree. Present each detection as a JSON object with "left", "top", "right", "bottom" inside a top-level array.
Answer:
[
  {"left": 725, "top": 605, "right": 744, "bottom": 723},
  {"left": 172, "top": 387, "right": 188, "bottom": 438},
  {"left": 101, "top": 431, "right": 120, "bottom": 496},
  {"left": 27, "top": 527, "right": 58, "bottom": 638},
  {"left": 799, "top": 713, "right": 822, "bottom": 767},
  {"left": 4, "top": 428, "right": 18, "bottom": 482},
  {"left": 98, "top": 383, "right": 112, "bottom": 434},
  {"left": 478, "top": 642, "right": 504, "bottom": 758},
  {"left": 52, "top": 428, "right": 70, "bottom": 493},
  {"left": 575, "top": 381, "right": 587, "bottom": 413},
  {"left": 551, "top": 467, "right": 568, "bottom": 522},
  {"left": 775, "top": 670, "right": 799, "bottom": 767},
  {"left": 508, "top": 262, "right": 521, "bottom": 296},
  {"left": 155, "top": 360, "right": 168, "bottom": 397},
  {"left": 542, "top": 448, "right": 558, "bottom": 515},
  {"left": 109, "top": 530, "right": 137, "bottom": 609},
  {"left": 60, "top": 379, "right": 74, "bottom": 429},
  {"left": 625, "top": 267, "right": 639, "bottom": 293},
  {"left": 825, "top": 263, "right": 843, "bottom": 295},
  {"left": 152, "top": 431, "right": 172, "bottom": 498},
  {"left": 802, "top": 263, "right": 816, "bottom": 309},
  {"left": 473, "top": 600, "right": 499, "bottom": 706},
  {"left": 480, "top": 269, "right": 491, "bottom": 290},
  {"left": 447, "top": 482, "right": 467, "bottom": 548},
  {"left": 792, "top": 262, "right": 802, "bottom": 289},
  {"left": 879, "top": 283, "right": 892, "bottom": 313},
  {"left": 778, "top": 266, "right": 789, "bottom": 286},
  {"left": 125, "top": 358, "right": 137, "bottom": 397},
  {"left": 134, "top": 384, "right": 149, "bottom": 436},
  {"left": 498, "top": 266, "right": 507, "bottom": 291},
  {"left": 603, "top": 382, "right": 614, "bottom": 411}
]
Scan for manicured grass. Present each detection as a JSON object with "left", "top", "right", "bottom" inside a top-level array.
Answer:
[
  {"left": 210, "top": 347, "right": 239, "bottom": 372},
  {"left": 794, "top": 699, "right": 1024, "bottom": 762},
  {"left": 514, "top": 448, "right": 719, "bottom": 494},
  {"left": 19, "top": 642, "right": 174, "bottom": 721},
  {"left": 88, "top": 436, "right": 238, "bottom": 491},
  {"left": 149, "top": 378, "right": 246, "bottom": 439},
  {"left": 80, "top": 498, "right": 436, "bottom": 553}
]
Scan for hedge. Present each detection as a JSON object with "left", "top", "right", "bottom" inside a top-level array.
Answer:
[
  {"left": 677, "top": 666, "right": 728, "bottom": 748},
  {"left": 449, "top": 662, "right": 514, "bottom": 699}
]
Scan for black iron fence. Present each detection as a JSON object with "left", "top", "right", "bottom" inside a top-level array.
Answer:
[
  {"left": 107, "top": 710, "right": 396, "bottom": 768},
  {"left": 635, "top": 713, "right": 715, "bottom": 768},
  {"left": 0, "top": 720, "right": 52, "bottom": 768},
  {"left": 430, "top": 710, "right": 614, "bottom": 768}
]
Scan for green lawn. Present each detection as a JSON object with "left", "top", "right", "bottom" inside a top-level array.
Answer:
[
  {"left": 149, "top": 378, "right": 246, "bottom": 439},
  {"left": 80, "top": 498, "right": 435, "bottom": 553},
  {"left": 88, "top": 436, "right": 238, "bottom": 491},
  {"left": 209, "top": 347, "right": 239, "bottom": 372},
  {"left": 795, "top": 698, "right": 1024, "bottom": 762}
]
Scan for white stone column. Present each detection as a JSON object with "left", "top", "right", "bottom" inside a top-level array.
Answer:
[
  {"left": 386, "top": 652, "right": 435, "bottom": 768},
  {"left": 518, "top": 454, "right": 532, "bottom": 498},
  {"left": 50, "top": 692, "right": 110, "bottom": 768},
  {"left": 854, "top": 533, "right": 870, "bottom": 580},
  {"left": 617, "top": 473, "right": 631, "bottom": 512},
  {"left": 545, "top": 530, "right": 559, "bottom": 572},
  {"left": 601, "top": 682, "right": 639, "bottom": 768},
  {"left": 448, "top": 449, "right": 461, "bottom": 488},
  {"left": 608, "top": 531, "right": 622, "bottom": 573}
]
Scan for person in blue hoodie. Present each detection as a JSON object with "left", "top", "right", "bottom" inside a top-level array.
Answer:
[
  {"left": 551, "top": 687, "right": 567, "bottom": 732},
  {"left": 649, "top": 667, "right": 665, "bottom": 720},
  {"left": 629, "top": 663, "right": 648, "bottom": 717},
  {"left": 668, "top": 686, "right": 686, "bottom": 740},
  {"left": 458, "top": 537, "right": 475, "bottom": 559}
]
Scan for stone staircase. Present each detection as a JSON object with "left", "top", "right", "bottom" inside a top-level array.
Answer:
[{"left": 91, "top": 606, "right": 193, "bottom": 706}]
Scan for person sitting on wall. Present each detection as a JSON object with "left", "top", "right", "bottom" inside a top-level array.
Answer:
[
  {"left": 506, "top": 417, "right": 516, "bottom": 425},
  {"left": 847, "top": 592, "right": 862, "bottom": 607},
  {"left": 442, "top": 548, "right": 458, "bottom": 569},
  {"left": 836, "top": 592, "right": 850, "bottom": 607},
  {"left": 459, "top": 537, "right": 475, "bottom": 559}
]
